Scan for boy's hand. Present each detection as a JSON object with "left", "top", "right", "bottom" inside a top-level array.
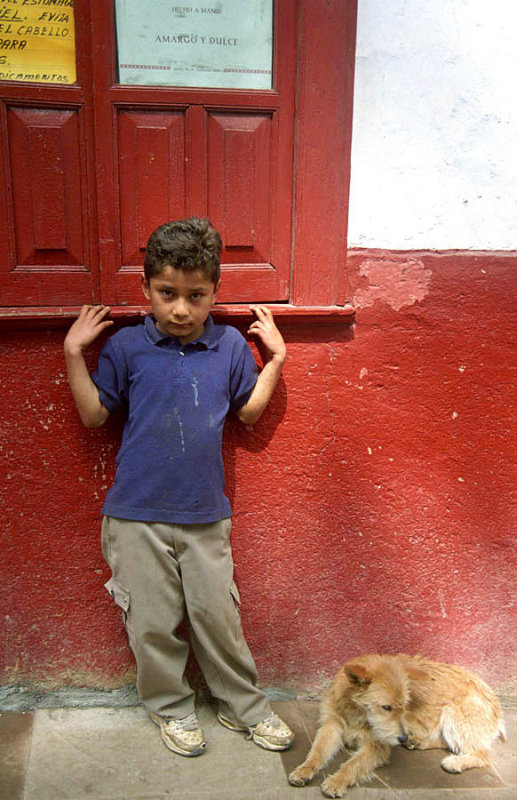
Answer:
[
  {"left": 64, "top": 305, "right": 112, "bottom": 428},
  {"left": 248, "top": 305, "right": 286, "bottom": 364},
  {"left": 237, "top": 306, "right": 286, "bottom": 425},
  {"left": 64, "top": 305, "right": 113, "bottom": 355}
]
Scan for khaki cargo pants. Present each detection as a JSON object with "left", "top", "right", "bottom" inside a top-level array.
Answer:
[{"left": 101, "top": 516, "right": 271, "bottom": 725}]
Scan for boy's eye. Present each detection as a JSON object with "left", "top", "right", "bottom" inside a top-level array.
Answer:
[{"left": 382, "top": 705, "right": 392, "bottom": 712}]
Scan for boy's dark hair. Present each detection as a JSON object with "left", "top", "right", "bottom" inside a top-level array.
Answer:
[{"left": 144, "top": 217, "right": 222, "bottom": 284}]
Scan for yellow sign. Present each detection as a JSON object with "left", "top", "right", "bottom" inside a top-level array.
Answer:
[{"left": 0, "top": 0, "right": 76, "bottom": 85}]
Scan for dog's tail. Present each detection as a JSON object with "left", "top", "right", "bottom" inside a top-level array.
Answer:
[{"left": 497, "top": 717, "right": 507, "bottom": 743}]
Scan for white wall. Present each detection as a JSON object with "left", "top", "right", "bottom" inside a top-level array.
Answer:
[{"left": 347, "top": 0, "right": 517, "bottom": 250}]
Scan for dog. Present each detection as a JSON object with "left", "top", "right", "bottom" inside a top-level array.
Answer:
[{"left": 288, "top": 653, "right": 506, "bottom": 798}]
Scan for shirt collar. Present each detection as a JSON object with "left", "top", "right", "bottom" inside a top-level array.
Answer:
[{"left": 144, "top": 314, "right": 218, "bottom": 350}]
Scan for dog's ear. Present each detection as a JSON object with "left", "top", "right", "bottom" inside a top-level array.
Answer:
[
  {"left": 344, "top": 663, "right": 372, "bottom": 687},
  {"left": 406, "top": 666, "right": 428, "bottom": 681}
]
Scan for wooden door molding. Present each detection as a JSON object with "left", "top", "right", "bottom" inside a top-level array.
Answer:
[{"left": 291, "top": 0, "right": 358, "bottom": 307}]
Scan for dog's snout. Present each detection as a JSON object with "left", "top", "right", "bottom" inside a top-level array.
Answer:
[{"left": 398, "top": 733, "right": 408, "bottom": 744}]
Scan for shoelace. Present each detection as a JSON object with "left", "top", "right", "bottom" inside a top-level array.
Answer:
[
  {"left": 245, "top": 711, "right": 281, "bottom": 739},
  {"left": 164, "top": 712, "right": 200, "bottom": 731},
  {"left": 259, "top": 712, "right": 280, "bottom": 728}
]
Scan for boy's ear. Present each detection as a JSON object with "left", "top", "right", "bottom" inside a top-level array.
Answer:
[
  {"left": 213, "top": 279, "right": 221, "bottom": 300},
  {"left": 141, "top": 273, "right": 151, "bottom": 300}
]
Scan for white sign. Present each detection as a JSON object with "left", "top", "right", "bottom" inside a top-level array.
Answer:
[{"left": 115, "top": 1, "right": 273, "bottom": 90}]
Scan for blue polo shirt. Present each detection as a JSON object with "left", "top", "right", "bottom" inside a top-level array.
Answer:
[{"left": 91, "top": 315, "right": 258, "bottom": 524}]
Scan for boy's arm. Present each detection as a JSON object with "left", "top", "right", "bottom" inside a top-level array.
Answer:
[
  {"left": 64, "top": 305, "right": 113, "bottom": 428},
  {"left": 236, "top": 306, "right": 286, "bottom": 426}
]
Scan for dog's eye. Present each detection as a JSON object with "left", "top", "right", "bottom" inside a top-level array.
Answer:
[{"left": 382, "top": 705, "right": 392, "bottom": 712}]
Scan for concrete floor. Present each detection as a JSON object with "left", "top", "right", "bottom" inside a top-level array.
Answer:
[{"left": 1, "top": 700, "right": 516, "bottom": 800}]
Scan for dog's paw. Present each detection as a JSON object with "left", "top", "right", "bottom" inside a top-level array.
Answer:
[
  {"left": 403, "top": 738, "right": 419, "bottom": 750},
  {"left": 441, "top": 755, "right": 463, "bottom": 773},
  {"left": 288, "top": 766, "right": 315, "bottom": 786},
  {"left": 321, "top": 775, "right": 347, "bottom": 798}
]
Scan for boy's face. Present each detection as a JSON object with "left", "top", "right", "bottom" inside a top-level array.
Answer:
[{"left": 142, "top": 265, "right": 219, "bottom": 344}]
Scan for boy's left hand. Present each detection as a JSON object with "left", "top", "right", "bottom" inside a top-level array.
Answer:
[{"left": 248, "top": 305, "right": 286, "bottom": 364}]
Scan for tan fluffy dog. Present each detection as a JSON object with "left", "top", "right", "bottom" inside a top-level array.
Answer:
[{"left": 288, "top": 654, "right": 506, "bottom": 798}]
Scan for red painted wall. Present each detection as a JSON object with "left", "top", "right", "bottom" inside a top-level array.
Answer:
[{"left": 2, "top": 251, "right": 516, "bottom": 694}]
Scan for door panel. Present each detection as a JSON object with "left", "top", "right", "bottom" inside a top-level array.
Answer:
[
  {"left": 208, "top": 112, "right": 272, "bottom": 259},
  {"left": 0, "top": 103, "right": 92, "bottom": 306},
  {"left": 207, "top": 109, "right": 287, "bottom": 302},
  {"left": 118, "top": 110, "right": 187, "bottom": 266},
  {"left": 10, "top": 107, "right": 84, "bottom": 265}
]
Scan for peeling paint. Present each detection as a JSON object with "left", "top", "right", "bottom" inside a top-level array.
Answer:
[{"left": 352, "top": 258, "right": 433, "bottom": 311}]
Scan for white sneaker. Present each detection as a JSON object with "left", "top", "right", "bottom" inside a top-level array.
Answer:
[
  {"left": 150, "top": 711, "right": 207, "bottom": 757},
  {"left": 217, "top": 711, "right": 294, "bottom": 751}
]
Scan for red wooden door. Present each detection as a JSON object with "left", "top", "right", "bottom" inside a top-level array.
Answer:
[
  {"left": 0, "top": 0, "right": 98, "bottom": 307},
  {"left": 91, "top": 0, "right": 296, "bottom": 306},
  {"left": 0, "top": 0, "right": 356, "bottom": 314}
]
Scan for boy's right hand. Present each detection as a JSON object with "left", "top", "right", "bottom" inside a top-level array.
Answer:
[{"left": 64, "top": 305, "right": 113, "bottom": 355}]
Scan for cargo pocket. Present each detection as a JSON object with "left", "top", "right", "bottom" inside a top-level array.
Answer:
[
  {"left": 104, "top": 577, "right": 130, "bottom": 629},
  {"left": 229, "top": 581, "right": 241, "bottom": 607},
  {"left": 229, "top": 581, "right": 244, "bottom": 641}
]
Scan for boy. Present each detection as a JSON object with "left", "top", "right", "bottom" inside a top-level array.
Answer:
[{"left": 64, "top": 218, "right": 293, "bottom": 758}]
